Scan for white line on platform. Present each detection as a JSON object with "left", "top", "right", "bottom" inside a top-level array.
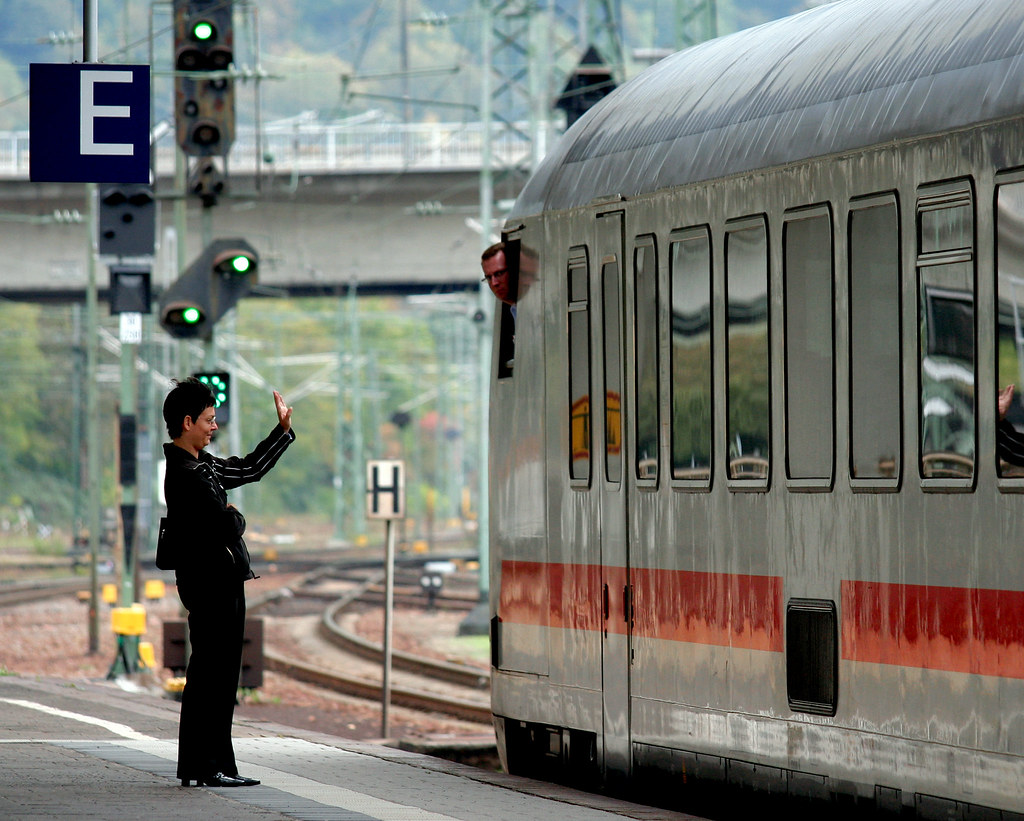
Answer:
[{"left": 0, "top": 697, "right": 150, "bottom": 740}]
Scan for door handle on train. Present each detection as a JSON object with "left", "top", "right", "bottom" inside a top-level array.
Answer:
[{"left": 602, "top": 584, "right": 609, "bottom": 621}]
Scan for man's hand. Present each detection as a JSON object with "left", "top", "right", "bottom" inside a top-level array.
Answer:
[
  {"left": 274, "top": 390, "right": 293, "bottom": 431},
  {"left": 999, "top": 384, "right": 1015, "bottom": 421}
]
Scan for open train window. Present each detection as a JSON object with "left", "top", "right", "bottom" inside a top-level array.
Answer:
[
  {"left": 849, "top": 194, "right": 901, "bottom": 486},
  {"left": 669, "top": 227, "right": 712, "bottom": 484},
  {"left": 495, "top": 238, "right": 522, "bottom": 380},
  {"left": 568, "top": 247, "right": 591, "bottom": 485},
  {"left": 995, "top": 176, "right": 1024, "bottom": 481},
  {"left": 633, "top": 235, "right": 659, "bottom": 483},
  {"left": 783, "top": 206, "right": 834, "bottom": 487},
  {"left": 786, "top": 598, "right": 838, "bottom": 716},
  {"left": 725, "top": 217, "right": 770, "bottom": 487},
  {"left": 916, "top": 180, "right": 975, "bottom": 488}
]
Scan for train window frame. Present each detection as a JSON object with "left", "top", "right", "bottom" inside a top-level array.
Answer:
[
  {"left": 725, "top": 214, "right": 771, "bottom": 493},
  {"left": 568, "top": 246, "right": 592, "bottom": 489},
  {"left": 668, "top": 225, "right": 713, "bottom": 491},
  {"left": 848, "top": 192, "right": 903, "bottom": 492},
  {"left": 915, "top": 179, "right": 977, "bottom": 493},
  {"left": 602, "top": 255, "right": 624, "bottom": 485},
  {"left": 632, "top": 234, "right": 660, "bottom": 488},
  {"left": 994, "top": 169, "right": 1024, "bottom": 490},
  {"left": 782, "top": 204, "right": 835, "bottom": 491}
]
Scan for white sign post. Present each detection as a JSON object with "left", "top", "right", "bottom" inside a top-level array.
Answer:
[{"left": 366, "top": 460, "right": 406, "bottom": 738}]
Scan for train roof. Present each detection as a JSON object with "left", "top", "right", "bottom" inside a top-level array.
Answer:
[{"left": 510, "top": 0, "right": 1024, "bottom": 219}]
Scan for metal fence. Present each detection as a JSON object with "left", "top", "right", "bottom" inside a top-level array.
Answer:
[{"left": 0, "top": 120, "right": 550, "bottom": 179}]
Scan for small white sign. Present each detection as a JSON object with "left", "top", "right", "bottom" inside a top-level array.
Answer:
[
  {"left": 119, "top": 312, "right": 142, "bottom": 344},
  {"left": 366, "top": 459, "right": 405, "bottom": 519}
]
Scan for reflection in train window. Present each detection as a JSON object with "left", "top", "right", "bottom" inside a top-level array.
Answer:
[
  {"left": 726, "top": 219, "right": 770, "bottom": 481},
  {"left": 917, "top": 182, "right": 975, "bottom": 481},
  {"left": 669, "top": 229, "right": 712, "bottom": 481},
  {"left": 603, "top": 258, "right": 623, "bottom": 483},
  {"left": 849, "top": 198, "right": 901, "bottom": 480},
  {"left": 783, "top": 209, "right": 833, "bottom": 481},
  {"left": 568, "top": 249, "right": 591, "bottom": 483},
  {"left": 634, "top": 237, "right": 659, "bottom": 481},
  {"left": 997, "top": 181, "right": 1024, "bottom": 478}
]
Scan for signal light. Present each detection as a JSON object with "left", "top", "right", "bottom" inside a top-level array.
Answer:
[
  {"left": 173, "top": 0, "right": 235, "bottom": 156},
  {"left": 162, "top": 302, "right": 206, "bottom": 335},
  {"left": 158, "top": 238, "right": 258, "bottom": 339},
  {"left": 109, "top": 266, "right": 152, "bottom": 315},
  {"left": 98, "top": 185, "right": 156, "bottom": 257},
  {"left": 213, "top": 249, "right": 256, "bottom": 277},
  {"left": 193, "top": 371, "right": 231, "bottom": 425},
  {"left": 192, "top": 21, "right": 215, "bottom": 41}
]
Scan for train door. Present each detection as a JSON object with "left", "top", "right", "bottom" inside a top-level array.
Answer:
[{"left": 594, "top": 208, "right": 631, "bottom": 783}]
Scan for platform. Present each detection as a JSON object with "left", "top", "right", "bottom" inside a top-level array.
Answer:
[{"left": 0, "top": 675, "right": 696, "bottom": 820}]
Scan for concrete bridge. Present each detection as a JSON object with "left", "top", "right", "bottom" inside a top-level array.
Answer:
[{"left": 0, "top": 120, "right": 539, "bottom": 301}]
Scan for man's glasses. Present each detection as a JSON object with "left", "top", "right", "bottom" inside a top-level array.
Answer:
[{"left": 482, "top": 269, "right": 508, "bottom": 282}]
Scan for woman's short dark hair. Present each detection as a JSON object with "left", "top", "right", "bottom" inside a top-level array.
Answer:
[{"left": 163, "top": 377, "right": 215, "bottom": 439}]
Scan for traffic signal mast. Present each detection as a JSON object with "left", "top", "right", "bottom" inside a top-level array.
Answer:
[{"left": 174, "top": 0, "right": 235, "bottom": 156}]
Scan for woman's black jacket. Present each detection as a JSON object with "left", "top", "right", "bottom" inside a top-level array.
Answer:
[{"left": 162, "top": 424, "right": 295, "bottom": 583}]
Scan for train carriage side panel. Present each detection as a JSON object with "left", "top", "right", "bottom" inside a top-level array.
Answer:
[{"left": 489, "top": 222, "right": 550, "bottom": 684}]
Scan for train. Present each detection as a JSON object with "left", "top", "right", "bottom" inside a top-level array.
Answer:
[{"left": 486, "top": 0, "right": 1024, "bottom": 817}]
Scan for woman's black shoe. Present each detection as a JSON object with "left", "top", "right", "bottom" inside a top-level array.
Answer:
[
  {"left": 230, "top": 774, "right": 261, "bottom": 786},
  {"left": 181, "top": 773, "right": 248, "bottom": 787}
]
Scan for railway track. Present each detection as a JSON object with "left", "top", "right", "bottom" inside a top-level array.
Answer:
[
  {"left": 0, "top": 578, "right": 87, "bottom": 608},
  {"left": 0, "top": 561, "right": 493, "bottom": 727},
  {"left": 252, "top": 571, "right": 493, "bottom": 725}
]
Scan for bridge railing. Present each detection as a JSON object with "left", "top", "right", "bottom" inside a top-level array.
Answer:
[{"left": 0, "top": 120, "right": 552, "bottom": 179}]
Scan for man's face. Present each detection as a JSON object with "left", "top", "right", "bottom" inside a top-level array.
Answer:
[
  {"left": 183, "top": 405, "right": 218, "bottom": 452},
  {"left": 482, "top": 250, "right": 513, "bottom": 305}
]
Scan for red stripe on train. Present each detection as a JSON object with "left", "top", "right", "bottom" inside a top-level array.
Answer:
[
  {"left": 500, "top": 562, "right": 1024, "bottom": 678},
  {"left": 499, "top": 560, "right": 783, "bottom": 652},
  {"left": 841, "top": 580, "right": 1024, "bottom": 679}
]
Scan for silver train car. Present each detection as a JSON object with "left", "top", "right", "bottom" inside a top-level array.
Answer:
[{"left": 486, "top": 0, "right": 1024, "bottom": 816}]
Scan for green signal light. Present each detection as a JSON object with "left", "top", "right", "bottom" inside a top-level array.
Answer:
[
  {"left": 230, "top": 255, "right": 251, "bottom": 274},
  {"left": 191, "top": 21, "right": 215, "bottom": 41},
  {"left": 182, "top": 306, "right": 202, "bottom": 324},
  {"left": 197, "top": 374, "right": 228, "bottom": 407}
]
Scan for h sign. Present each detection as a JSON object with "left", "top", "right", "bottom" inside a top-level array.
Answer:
[
  {"left": 30, "top": 63, "right": 150, "bottom": 183},
  {"left": 366, "top": 460, "right": 406, "bottom": 520}
]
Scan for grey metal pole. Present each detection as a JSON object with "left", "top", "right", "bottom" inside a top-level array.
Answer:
[
  {"left": 349, "top": 285, "right": 365, "bottom": 537},
  {"left": 84, "top": 0, "right": 102, "bottom": 655},
  {"left": 381, "top": 518, "right": 396, "bottom": 738}
]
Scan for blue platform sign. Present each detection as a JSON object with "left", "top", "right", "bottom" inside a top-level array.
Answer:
[{"left": 30, "top": 63, "right": 150, "bottom": 184}]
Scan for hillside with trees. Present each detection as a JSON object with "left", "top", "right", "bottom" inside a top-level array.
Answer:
[{"left": 0, "top": 0, "right": 816, "bottom": 130}]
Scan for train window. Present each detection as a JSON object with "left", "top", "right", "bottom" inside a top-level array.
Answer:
[
  {"left": 786, "top": 598, "right": 838, "bottom": 717},
  {"left": 849, "top": 197, "right": 901, "bottom": 483},
  {"left": 633, "top": 236, "right": 659, "bottom": 482},
  {"left": 669, "top": 228, "right": 712, "bottom": 482},
  {"left": 725, "top": 218, "right": 770, "bottom": 484},
  {"left": 996, "top": 179, "right": 1024, "bottom": 479},
  {"left": 568, "top": 248, "right": 591, "bottom": 484},
  {"left": 603, "top": 257, "right": 623, "bottom": 483},
  {"left": 783, "top": 208, "right": 833, "bottom": 483},
  {"left": 495, "top": 238, "right": 521, "bottom": 380},
  {"left": 916, "top": 181, "right": 975, "bottom": 485}
]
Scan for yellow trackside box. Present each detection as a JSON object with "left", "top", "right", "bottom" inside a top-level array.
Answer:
[
  {"left": 111, "top": 603, "right": 146, "bottom": 636},
  {"left": 138, "top": 641, "right": 156, "bottom": 669},
  {"left": 102, "top": 583, "right": 118, "bottom": 604},
  {"left": 144, "top": 579, "right": 166, "bottom": 600}
]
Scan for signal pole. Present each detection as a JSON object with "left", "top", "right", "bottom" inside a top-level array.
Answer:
[{"left": 83, "top": 0, "right": 102, "bottom": 655}]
